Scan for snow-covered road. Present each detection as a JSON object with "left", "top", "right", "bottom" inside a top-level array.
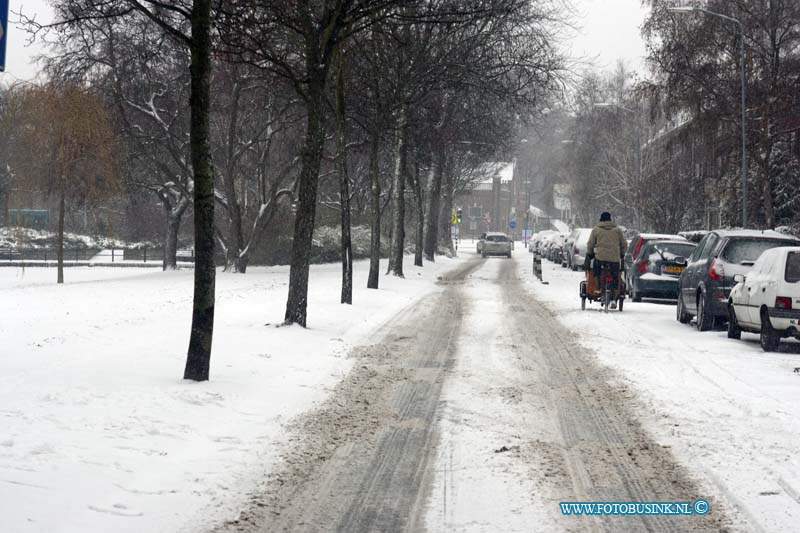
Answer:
[
  {"left": 524, "top": 257, "right": 800, "bottom": 532},
  {"left": 423, "top": 256, "right": 728, "bottom": 532},
  {"left": 229, "top": 254, "right": 729, "bottom": 532},
  {"left": 3, "top": 251, "right": 799, "bottom": 532}
]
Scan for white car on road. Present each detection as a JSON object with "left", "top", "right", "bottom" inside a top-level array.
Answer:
[
  {"left": 728, "top": 246, "right": 800, "bottom": 351},
  {"left": 481, "top": 232, "right": 513, "bottom": 258}
]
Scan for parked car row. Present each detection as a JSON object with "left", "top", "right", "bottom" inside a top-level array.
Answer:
[
  {"left": 541, "top": 225, "right": 800, "bottom": 352},
  {"left": 528, "top": 230, "right": 566, "bottom": 262},
  {"left": 675, "top": 229, "right": 800, "bottom": 351},
  {"left": 564, "top": 228, "right": 593, "bottom": 271}
]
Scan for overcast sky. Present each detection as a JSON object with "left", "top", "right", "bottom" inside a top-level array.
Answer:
[
  {"left": 4, "top": 0, "right": 52, "bottom": 81},
  {"left": 3, "top": 0, "right": 650, "bottom": 82},
  {"left": 568, "top": 0, "right": 650, "bottom": 75}
]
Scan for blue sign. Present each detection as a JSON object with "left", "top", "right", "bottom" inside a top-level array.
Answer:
[
  {"left": 509, "top": 220, "right": 517, "bottom": 229},
  {"left": 0, "top": 0, "right": 7, "bottom": 72}
]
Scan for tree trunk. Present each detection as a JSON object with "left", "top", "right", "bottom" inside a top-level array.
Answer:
[
  {"left": 439, "top": 155, "right": 455, "bottom": 255},
  {"left": 0, "top": 173, "right": 8, "bottom": 226},
  {"left": 164, "top": 213, "right": 181, "bottom": 270},
  {"left": 367, "top": 134, "right": 381, "bottom": 289},
  {"left": 336, "top": 49, "right": 353, "bottom": 304},
  {"left": 222, "top": 211, "right": 244, "bottom": 272},
  {"left": 235, "top": 254, "right": 249, "bottom": 273},
  {"left": 222, "top": 83, "right": 245, "bottom": 273},
  {"left": 57, "top": 188, "right": 65, "bottom": 284},
  {"left": 184, "top": 0, "right": 215, "bottom": 382},
  {"left": 284, "top": 73, "right": 327, "bottom": 326},
  {"left": 424, "top": 143, "right": 445, "bottom": 261},
  {"left": 410, "top": 161, "right": 424, "bottom": 267},
  {"left": 387, "top": 103, "right": 409, "bottom": 277},
  {"left": 760, "top": 89, "right": 776, "bottom": 228}
]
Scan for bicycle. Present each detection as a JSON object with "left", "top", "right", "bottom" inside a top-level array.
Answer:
[{"left": 579, "top": 258, "right": 625, "bottom": 312}]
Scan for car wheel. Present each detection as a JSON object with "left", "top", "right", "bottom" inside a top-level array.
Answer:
[
  {"left": 696, "top": 292, "right": 715, "bottom": 332},
  {"left": 631, "top": 282, "right": 642, "bottom": 303},
  {"left": 727, "top": 304, "right": 741, "bottom": 340},
  {"left": 759, "top": 309, "right": 780, "bottom": 352},
  {"left": 676, "top": 292, "right": 691, "bottom": 324}
]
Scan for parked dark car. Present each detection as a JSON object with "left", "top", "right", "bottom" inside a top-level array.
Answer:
[
  {"left": 676, "top": 229, "right": 800, "bottom": 330},
  {"left": 624, "top": 233, "right": 688, "bottom": 294},
  {"left": 628, "top": 240, "right": 696, "bottom": 301}
]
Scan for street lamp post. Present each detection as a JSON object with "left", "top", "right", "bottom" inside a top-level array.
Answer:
[{"left": 668, "top": 5, "right": 748, "bottom": 227}]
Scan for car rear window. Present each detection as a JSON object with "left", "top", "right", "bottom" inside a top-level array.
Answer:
[
  {"left": 786, "top": 252, "right": 800, "bottom": 283},
  {"left": 649, "top": 242, "right": 695, "bottom": 260},
  {"left": 721, "top": 239, "right": 799, "bottom": 264},
  {"left": 486, "top": 235, "right": 508, "bottom": 242}
]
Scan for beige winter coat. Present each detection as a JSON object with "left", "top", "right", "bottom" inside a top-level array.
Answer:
[{"left": 587, "top": 221, "right": 627, "bottom": 263}]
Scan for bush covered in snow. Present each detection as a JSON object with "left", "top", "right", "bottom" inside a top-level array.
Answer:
[
  {"left": 775, "top": 226, "right": 800, "bottom": 239},
  {"left": 260, "top": 225, "right": 388, "bottom": 265},
  {"left": 0, "top": 227, "right": 157, "bottom": 250}
]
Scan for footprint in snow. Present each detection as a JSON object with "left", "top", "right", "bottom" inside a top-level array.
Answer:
[
  {"left": 88, "top": 505, "right": 143, "bottom": 517},
  {"left": 28, "top": 443, "right": 54, "bottom": 456}
]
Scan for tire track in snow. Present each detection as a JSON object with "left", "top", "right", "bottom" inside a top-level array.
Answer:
[
  {"left": 213, "top": 258, "right": 482, "bottom": 532},
  {"left": 499, "top": 258, "right": 732, "bottom": 533}
]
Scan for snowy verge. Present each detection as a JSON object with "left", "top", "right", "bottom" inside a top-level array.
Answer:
[
  {"left": 0, "top": 254, "right": 465, "bottom": 533},
  {"left": 519, "top": 258, "right": 800, "bottom": 532}
]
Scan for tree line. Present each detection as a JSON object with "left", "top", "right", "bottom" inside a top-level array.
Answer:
[
  {"left": 7, "top": 0, "right": 567, "bottom": 380},
  {"left": 540, "top": 0, "right": 800, "bottom": 235}
]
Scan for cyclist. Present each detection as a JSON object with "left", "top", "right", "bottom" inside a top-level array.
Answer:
[{"left": 586, "top": 212, "right": 627, "bottom": 309}]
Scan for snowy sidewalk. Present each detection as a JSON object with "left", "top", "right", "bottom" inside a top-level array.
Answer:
[{"left": 0, "top": 256, "right": 465, "bottom": 532}]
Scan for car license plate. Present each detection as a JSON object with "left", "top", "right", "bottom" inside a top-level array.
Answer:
[{"left": 662, "top": 265, "right": 684, "bottom": 274}]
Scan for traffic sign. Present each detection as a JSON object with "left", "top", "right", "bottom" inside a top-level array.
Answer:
[
  {"left": 509, "top": 220, "right": 517, "bottom": 229},
  {"left": 0, "top": 0, "right": 8, "bottom": 72}
]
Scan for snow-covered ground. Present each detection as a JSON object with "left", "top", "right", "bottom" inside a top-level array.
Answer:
[
  {"left": 521, "top": 258, "right": 800, "bottom": 532},
  {"left": 0, "top": 256, "right": 465, "bottom": 533}
]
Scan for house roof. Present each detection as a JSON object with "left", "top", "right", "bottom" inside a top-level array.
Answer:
[{"left": 476, "top": 162, "right": 514, "bottom": 184}]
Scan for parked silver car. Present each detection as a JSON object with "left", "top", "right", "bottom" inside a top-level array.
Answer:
[
  {"left": 568, "top": 228, "right": 593, "bottom": 271},
  {"left": 482, "top": 232, "right": 513, "bottom": 258}
]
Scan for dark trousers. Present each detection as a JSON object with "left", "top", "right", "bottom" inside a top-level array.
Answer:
[{"left": 593, "top": 260, "right": 620, "bottom": 294}]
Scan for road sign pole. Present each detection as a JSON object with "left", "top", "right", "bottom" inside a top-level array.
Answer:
[{"left": 0, "top": 0, "right": 9, "bottom": 72}]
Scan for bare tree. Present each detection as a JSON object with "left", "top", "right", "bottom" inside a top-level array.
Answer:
[
  {"left": 643, "top": 0, "right": 800, "bottom": 228},
  {"left": 12, "top": 83, "right": 119, "bottom": 284}
]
